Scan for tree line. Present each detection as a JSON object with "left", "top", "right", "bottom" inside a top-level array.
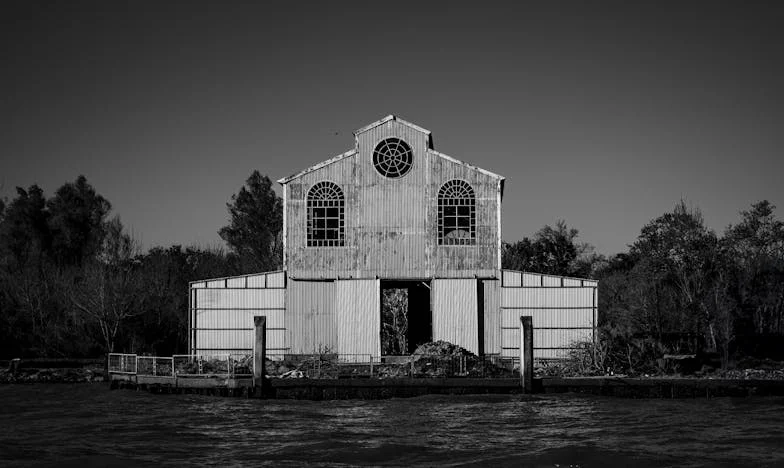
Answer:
[
  {"left": 503, "top": 200, "right": 784, "bottom": 372},
  {"left": 0, "top": 171, "right": 280, "bottom": 358},
  {"left": 2, "top": 171, "right": 783, "bottom": 372}
]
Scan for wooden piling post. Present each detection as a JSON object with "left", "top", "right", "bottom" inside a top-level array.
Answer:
[
  {"left": 254, "top": 316, "right": 267, "bottom": 397},
  {"left": 520, "top": 316, "right": 533, "bottom": 394}
]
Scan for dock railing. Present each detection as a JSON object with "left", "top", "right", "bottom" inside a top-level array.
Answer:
[
  {"left": 109, "top": 352, "right": 529, "bottom": 380},
  {"left": 173, "top": 354, "right": 253, "bottom": 378},
  {"left": 264, "top": 354, "right": 522, "bottom": 379},
  {"left": 108, "top": 353, "right": 137, "bottom": 374},
  {"left": 108, "top": 353, "right": 253, "bottom": 379},
  {"left": 137, "top": 356, "right": 174, "bottom": 377}
]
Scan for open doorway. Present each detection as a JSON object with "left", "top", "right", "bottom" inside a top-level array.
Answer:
[{"left": 380, "top": 280, "right": 432, "bottom": 355}]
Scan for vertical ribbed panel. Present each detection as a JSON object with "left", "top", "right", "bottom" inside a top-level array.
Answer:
[
  {"left": 286, "top": 280, "right": 337, "bottom": 354},
  {"left": 432, "top": 279, "right": 478, "bottom": 354},
  {"left": 502, "top": 270, "right": 521, "bottom": 287},
  {"left": 190, "top": 271, "right": 286, "bottom": 355},
  {"left": 499, "top": 270, "right": 598, "bottom": 359},
  {"left": 335, "top": 279, "right": 380, "bottom": 359},
  {"left": 266, "top": 271, "right": 286, "bottom": 288},
  {"left": 482, "top": 279, "right": 501, "bottom": 355}
]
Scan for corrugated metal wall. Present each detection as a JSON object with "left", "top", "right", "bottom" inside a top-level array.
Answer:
[
  {"left": 432, "top": 279, "right": 479, "bottom": 354},
  {"left": 189, "top": 271, "right": 286, "bottom": 356},
  {"left": 285, "top": 118, "right": 500, "bottom": 279},
  {"left": 335, "top": 279, "right": 380, "bottom": 359},
  {"left": 499, "top": 270, "right": 597, "bottom": 359},
  {"left": 286, "top": 279, "right": 337, "bottom": 354},
  {"left": 482, "top": 279, "right": 501, "bottom": 355}
]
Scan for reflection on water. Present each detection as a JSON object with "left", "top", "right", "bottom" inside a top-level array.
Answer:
[{"left": 1, "top": 385, "right": 783, "bottom": 467}]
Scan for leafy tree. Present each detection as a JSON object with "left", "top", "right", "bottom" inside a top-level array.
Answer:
[
  {"left": 630, "top": 201, "right": 720, "bottom": 349},
  {"left": 219, "top": 171, "right": 283, "bottom": 273},
  {"left": 503, "top": 220, "right": 601, "bottom": 277},
  {"left": 0, "top": 185, "right": 50, "bottom": 270},
  {"left": 723, "top": 201, "right": 784, "bottom": 340},
  {"left": 535, "top": 221, "right": 580, "bottom": 274},
  {"left": 502, "top": 238, "right": 536, "bottom": 271},
  {"left": 47, "top": 175, "right": 111, "bottom": 267}
]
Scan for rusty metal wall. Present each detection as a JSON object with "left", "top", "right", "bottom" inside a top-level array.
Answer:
[
  {"left": 285, "top": 118, "right": 499, "bottom": 280},
  {"left": 499, "top": 269, "right": 598, "bottom": 359},
  {"left": 189, "top": 271, "right": 286, "bottom": 355},
  {"left": 482, "top": 279, "right": 501, "bottom": 355},
  {"left": 335, "top": 279, "right": 380, "bottom": 357},
  {"left": 285, "top": 279, "right": 337, "bottom": 354},
  {"left": 432, "top": 279, "right": 479, "bottom": 354}
]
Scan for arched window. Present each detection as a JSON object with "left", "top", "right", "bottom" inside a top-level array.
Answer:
[
  {"left": 438, "top": 180, "right": 475, "bottom": 245},
  {"left": 307, "top": 182, "right": 344, "bottom": 247}
]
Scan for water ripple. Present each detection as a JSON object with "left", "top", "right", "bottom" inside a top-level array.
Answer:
[{"left": 1, "top": 385, "right": 783, "bottom": 467}]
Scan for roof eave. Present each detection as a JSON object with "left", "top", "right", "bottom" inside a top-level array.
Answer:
[
  {"left": 429, "top": 149, "right": 506, "bottom": 181},
  {"left": 277, "top": 149, "right": 356, "bottom": 184}
]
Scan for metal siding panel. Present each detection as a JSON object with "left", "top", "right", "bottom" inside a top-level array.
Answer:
[
  {"left": 501, "top": 328, "right": 518, "bottom": 354},
  {"left": 226, "top": 277, "right": 245, "bottom": 288},
  {"left": 502, "top": 270, "right": 521, "bottom": 287},
  {"left": 267, "top": 271, "right": 286, "bottom": 288},
  {"left": 196, "top": 330, "right": 253, "bottom": 351},
  {"left": 432, "top": 279, "right": 478, "bottom": 354},
  {"left": 195, "top": 289, "right": 284, "bottom": 310},
  {"left": 522, "top": 273, "right": 541, "bottom": 287},
  {"left": 195, "top": 330, "right": 286, "bottom": 353},
  {"left": 285, "top": 280, "right": 336, "bottom": 354},
  {"left": 501, "top": 287, "right": 594, "bottom": 308},
  {"left": 196, "top": 309, "right": 285, "bottom": 330},
  {"left": 336, "top": 279, "right": 380, "bottom": 358},
  {"left": 482, "top": 279, "right": 500, "bottom": 355},
  {"left": 500, "top": 279, "right": 597, "bottom": 359},
  {"left": 501, "top": 308, "right": 594, "bottom": 329},
  {"left": 542, "top": 276, "right": 562, "bottom": 287},
  {"left": 191, "top": 272, "right": 287, "bottom": 356},
  {"left": 246, "top": 274, "right": 266, "bottom": 288}
]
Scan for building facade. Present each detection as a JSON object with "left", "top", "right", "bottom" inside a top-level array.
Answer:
[{"left": 190, "top": 116, "right": 597, "bottom": 360}]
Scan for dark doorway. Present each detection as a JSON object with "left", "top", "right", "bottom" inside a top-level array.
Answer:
[{"left": 380, "top": 280, "right": 432, "bottom": 355}]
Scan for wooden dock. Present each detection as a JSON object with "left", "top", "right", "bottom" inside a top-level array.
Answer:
[{"left": 110, "top": 373, "right": 784, "bottom": 400}]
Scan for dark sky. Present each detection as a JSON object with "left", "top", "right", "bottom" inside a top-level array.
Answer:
[{"left": 3, "top": 1, "right": 783, "bottom": 255}]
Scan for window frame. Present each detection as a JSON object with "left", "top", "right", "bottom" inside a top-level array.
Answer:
[
  {"left": 372, "top": 137, "right": 414, "bottom": 179},
  {"left": 306, "top": 181, "right": 345, "bottom": 247},
  {"left": 438, "top": 179, "right": 476, "bottom": 246}
]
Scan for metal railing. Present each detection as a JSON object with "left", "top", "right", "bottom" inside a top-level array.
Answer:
[
  {"left": 108, "top": 353, "right": 137, "bottom": 374},
  {"left": 108, "top": 352, "right": 528, "bottom": 380},
  {"left": 266, "top": 354, "right": 522, "bottom": 379},
  {"left": 172, "top": 354, "right": 253, "bottom": 378},
  {"left": 374, "top": 355, "right": 521, "bottom": 379},
  {"left": 137, "top": 356, "right": 174, "bottom": 377},
  {"left": 108, "top": 353, "right": 252, "bottom": 379}
]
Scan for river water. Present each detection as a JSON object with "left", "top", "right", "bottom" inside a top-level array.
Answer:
[{"left": 1, "top": 384, "right": 783, "bottom": 467}]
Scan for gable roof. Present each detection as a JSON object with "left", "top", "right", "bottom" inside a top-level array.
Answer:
[
  {"left": 353, "top": 114, "right": 433, "bottom": 149},
  {"left": 277, "top": 115, "right": 505, "bottom": 185},
  {"left": 277, "top": 149, "right": 356, "bottom": 185}
]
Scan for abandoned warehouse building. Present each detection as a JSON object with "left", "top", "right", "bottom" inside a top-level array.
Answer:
[{"left": 189, "top": 115, "right": 598, "bottom": 361}]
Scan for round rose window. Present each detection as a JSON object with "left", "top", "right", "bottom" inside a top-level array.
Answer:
[{"left": 373, "top": 138, "right": 413, "bottom": 178}]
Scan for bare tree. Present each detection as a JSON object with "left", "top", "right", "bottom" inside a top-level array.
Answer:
[{"left": 70, "top": 217, "right": 141, "bottom": 353}]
